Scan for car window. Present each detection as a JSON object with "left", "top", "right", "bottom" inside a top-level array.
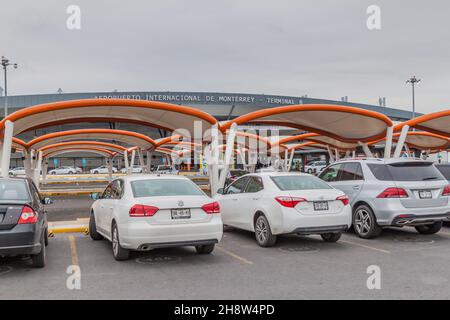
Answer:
[
  {"left": 245, "top": 176, "right": 264, "bottom": 193},
  {"left": 102, "top": 184, "right": 114, "bottom": 199},
  {"left": 130, "top": 179, "right": 204, "bottom": 197},
  {"left": 0, "top": 180, "right": 30, "bottom": 201},
  {"left": 319, "top": 164, "right": 343, "bottom": 182},
  {"left": 368, "top": 162, "right": 445, "bottom": 181},
  {"left": 340, "top": 163, "right": 364, "bottom": 181},
  {"left": 110, "top": 180, "right": 123, "bottom": 199},
  {"left": 225, "top": 176, "right": 249, "bottom": 194},
  {"left": 436, "top": 165, "right": 450, "bottom": 180},
  {"left": 271, "top": 175, "right": 332, "bottom": 190},
  {"left": 29, "top": 181, "right": 42, "bottom": 205}
]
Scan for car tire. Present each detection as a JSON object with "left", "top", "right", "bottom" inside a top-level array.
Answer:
[
  {"left": 415, "top": 221, "right": 442, "bottom": 235},
  {"left": 44, "top": 228, "right": 49, "bottom": 246},
  {"left": 89, "top": 212, "right": 104, "bottom": 241},
  {"left": 321, "top": 232, "right": 342, "bottom": 242},
  {"left": 307, "top": 169, "right": 312, "bottom": 174},
  {"left": 195, "top": 244, "right": 215, "bottom": 254},
  {"left": 353, "top": 204, "right": 382, "bottom": 239},
  {"left": 31, "top": 235, "right": 46, "bottom": 268},
  {"left": 93, "top": 171, "right": 99, "bottom": 174},
  {"left": 51, "top": 172, "right": 56, "bottom": 175},
  {"left": 111, "top": 223, "right": 130, "bottom": 261},
  {"left": 254, "top": 214, "right": 277, "bottom": 247}
]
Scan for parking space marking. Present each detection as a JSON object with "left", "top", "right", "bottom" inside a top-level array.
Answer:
[
  {"left": 216, "top": 246, "right": 253, "bottom": 265},
  {"left": 68, "top": 235, "right": 80, "bottom": 266},
  {"left": 340, "top": 239, "right": 390, "bottom": 254}
]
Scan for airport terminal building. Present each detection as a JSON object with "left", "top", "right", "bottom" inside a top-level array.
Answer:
[{"left": 0, "top": 91, "right": 414, "bottom": 169}]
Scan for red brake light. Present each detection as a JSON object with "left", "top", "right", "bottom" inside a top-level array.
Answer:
[
  {"left": 275, "top": 196, "right": 307, "bottom": 208},
  {"left": 336, "top": 195, "right": 349, "bottom": 206},
  {"left": 202, "top": 202, "right": 220, "bottom": 214},
  {"left": 18, "top": 206, "right": 38, "bottom": 224},
  {"left": 129, "top": 205, "right": 159, "bottom": 217},
  {"left": 377, "top": 188, "right": 408, "bottom": 198},
  {"left": 442, "top": 185, "right": 450, "bottom": 196}
]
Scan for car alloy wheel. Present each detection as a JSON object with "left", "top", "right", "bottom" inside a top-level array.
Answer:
[
  {"left": 112, "top": 226, "right": 119, "bottom": 256},
  {"left": 354, "top": 208, "right": 371, "bottom": 236},
  {"left": 255, "top": 217, "right": 268, "bottom": 243}
]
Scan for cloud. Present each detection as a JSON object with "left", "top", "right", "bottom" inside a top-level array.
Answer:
[{"left": 0, "top": 0, "right": 449, "bottom": 113}]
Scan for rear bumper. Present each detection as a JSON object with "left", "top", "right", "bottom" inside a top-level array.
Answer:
[
  {"left": 0, "top": 224, "right": 43, "bottom": 257},
  {"left": 292, "top": 225, "right": 348, "bottom": 235},
  {"left": 118, "top": 217, "right": 223, "bottom": 250},
  {"left": 391, "top": 212, "right": 450, "bottom": 226}
]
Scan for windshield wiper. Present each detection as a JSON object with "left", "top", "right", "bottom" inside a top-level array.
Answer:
[{"left": 422, "top": 177, "right": 439, "bottom": 181}]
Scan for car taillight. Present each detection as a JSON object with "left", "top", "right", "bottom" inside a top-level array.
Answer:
[
  {"left": 202, "top": 202, "right": 220, "bottom": 214},
  {"left": 18, "top": 206, "right": 38, "bottom": 224},
  {"left": 442, "top": 185, "right": 450, "bottom": 196},
  {"left": 336, "top": 195, "right": 349, "bottom": 206},
  {"left": 129, "top": 205, "right": 159, "bottom": 217},
  {"left": 377, "top": 188, "right": 409, "bottom": 198},
  {"left": 275, "top": 196, "right": 307, "bottom": 208}
]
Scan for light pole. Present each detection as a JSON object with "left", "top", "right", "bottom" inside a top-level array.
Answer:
[
  {"left": 406, "top": 75, "right": 420, "bottom": 119},
  {"left": 1, "top": 56, "right": 18, "bottom": 118}
]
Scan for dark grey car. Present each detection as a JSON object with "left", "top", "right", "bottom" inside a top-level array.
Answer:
[{"left": 0, "top": 178, "right": 51, "bottom": 267}]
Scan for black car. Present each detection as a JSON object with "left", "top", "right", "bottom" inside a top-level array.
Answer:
[
  {"left": 0, "top": 178, "right": 52, "bottom": 268},
  {"left": 435, "top": 163, "right": 450, "bottom": 181}
]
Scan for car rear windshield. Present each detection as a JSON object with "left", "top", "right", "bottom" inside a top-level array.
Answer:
[
  {"left": 271, "top": 175, "right": 332, "bottom": 191},
  {"left": 0, "top": 180, "right": 30, "bottom": 201},
  {"left": 368, "top": 162, "right": 445, "bottom": 181},
  {"left": 131, "top": 179, "right": 205, "bottom": 197},
  {"left": 436, "top": 165, "right": 450, "bottom": 180}
]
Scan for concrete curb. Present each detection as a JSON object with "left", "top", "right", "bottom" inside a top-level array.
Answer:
[{"left": 40, "top": 188, "right": 104, "bottom": 197}]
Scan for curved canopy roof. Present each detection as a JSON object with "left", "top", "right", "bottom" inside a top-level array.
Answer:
[
  {"left": 26, "top": 129, "right": 157, "bottom": 151},
  {"left": 274, "top": 133, "right": 358, "bottom": 151},
  {"left": 0, "top": 99, "right": 218, "bottom": 137},
  {"left": 220, "top": 104, "right": 393, "bottom": 142},
  {"left": 43, "top": 148, "right": 115, "bottom": 159},
  {"left": 40, "top": 141, "right": 127, "bottom": 156},
  {"left": 370, "top": 131, "right": 450, "bottom": 151},
  {"left": 395, "top": 110, "right": 450, "bottom": 137}
]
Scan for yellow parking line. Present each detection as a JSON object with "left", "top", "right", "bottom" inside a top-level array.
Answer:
[
  {"left": 217, "top": 246, "right": 253, "bottom": 265},
  {"left": 68, "top": 235, "right": 80, "bottom": 266},
  {"left": 340, "top": 240, "right": 390, "bottom": 254}
]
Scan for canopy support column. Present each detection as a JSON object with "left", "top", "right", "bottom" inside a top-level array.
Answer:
[
  {"left": 384, "top": 126, "right": 394, "bottom": 159},
  {"left": 107, "top": 157, "right": 113, "bottom": 180},
  {"left": 0, "top": 120, "right": 13, "bottom": 178},
  {"left": 129, "top": 149, "right": 136, "bottom": 175},
  {"left": 327, "top": 146, "right": 335, "bottom": 163},
  {"left": 359, "top": 142, "right": 373, "bottom": 158},
  {"left": 146, "top": 151, "right": 152, "bottom": 173},
  {"left": 334, "top": 148, "right": 340, "bottom": 161},
  {"left": 42, "top": 159, "right": 48, "bottom": 184},
  {"left": 287, "top": 149, "right": 295, "bottom": 172},
  {"left": 393, "top": 125, "right": 410, "bottom": 158},
  {"left": 218, "top": 123, "right": 237, "bottom": 190},
  {"left": 34, "top": 151, "right": 43, "bottom": 186},
  {"left": 123, "top": 150, "right": 129, "bottom": 173},
  {"left": 138, "top": 149, "right": 145, "bottom": 169}
]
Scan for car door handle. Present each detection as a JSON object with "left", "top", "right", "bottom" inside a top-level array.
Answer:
[
  {"left": 352, "top": 186, "right": 360, "bottom": 190},
  {"left": 232, "top": 198, "right": 238, "bottom": 201}
]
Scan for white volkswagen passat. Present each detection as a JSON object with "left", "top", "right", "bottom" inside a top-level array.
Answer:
[
  {"left": 89, "top": 175, "right": 223, "bottom": 260},
  {"left": 215, "top": 172, "right": 352, "bottom": 247}
]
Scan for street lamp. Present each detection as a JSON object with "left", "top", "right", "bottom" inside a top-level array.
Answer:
[
  {"left": 406, "top": 75, "right": 420, "bottom": 119},
  {"left": 1, "top": 56, "right": 18, "bottom": 118}
]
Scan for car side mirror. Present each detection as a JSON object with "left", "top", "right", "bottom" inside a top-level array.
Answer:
[
  {"left": 90, "top": 192, "right": 101, "bottom": 200},
  {"left": 42, "top": 197, "right": 53, "bottom": 205},
  {"left": 217, "top": 188, "right": 224, "bottom": 195}
]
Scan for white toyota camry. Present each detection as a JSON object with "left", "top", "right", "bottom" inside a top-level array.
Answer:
[
  {"left": 89, "top": 175, "right": 223, "bottom": 260},
  {"left": 215, "top": 172, "right": 352, "bottom": 247}
]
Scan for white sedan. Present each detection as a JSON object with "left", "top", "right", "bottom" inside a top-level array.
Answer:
[
  {"left": 9, "top": 167, "right": 26, "bottom": 176},
  {"left": 89, "top": 175, "right": 223, "bottom": 260},
  {"left": 90, "top": 165, "right": 118, "bottom": 174},
  {"left": 120, "top": 166, "right": 143, "bottom": 174},
  {"left": 48, "top": 166, "right": 82, "bottom": 175},
  {"left": 215, "top": 172, "right": 351, "bottom": 247}
]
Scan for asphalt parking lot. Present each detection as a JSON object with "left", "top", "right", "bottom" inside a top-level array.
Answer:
[{"left": 2, "top": 193, "right": 450, "bottom": 299}]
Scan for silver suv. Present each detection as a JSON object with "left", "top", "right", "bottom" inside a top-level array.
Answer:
[{"left": 319, "top": 158, "right": 450, "bottom": 239}]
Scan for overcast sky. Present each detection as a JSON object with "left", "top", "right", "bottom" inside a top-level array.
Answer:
[{"left": 1, "top": 0, "right": 449, "bottom": 113}]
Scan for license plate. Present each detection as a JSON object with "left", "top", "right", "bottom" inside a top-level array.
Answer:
[
  {"left": 419, "top": 190, "right": 432, "bottom": 199},
  {"left": 313, "top": 201, "right": 329, "bottom": 211},
  {"left": 171, "top": 208, "right": 191, "bottom": 219}
]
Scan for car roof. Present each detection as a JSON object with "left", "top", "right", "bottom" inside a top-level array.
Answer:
[
  {"left": 245, "top": 171, "right": 314, "bottom": 178},
  {"left": 119, "top": 174, "right": 189, "bottom": 182},
  {"left": 333, "top": 157, "right": 434, "bottom": 165}
]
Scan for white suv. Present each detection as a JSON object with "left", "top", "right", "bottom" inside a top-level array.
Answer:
[
  {"left": 319, "top": 158, "right": 450, "bottom": 238},
  {"left": 304, "top": 161, "right": 327, "bottom": 174}
]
